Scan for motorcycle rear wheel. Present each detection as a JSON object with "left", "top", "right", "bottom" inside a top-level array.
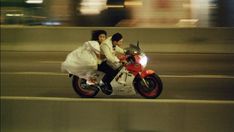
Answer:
[
  {"left": 133, "top": 74, "right": 163, "bottom": 99},
  {"left": 72, "top": 76, "right": 99, "bottom": 98}
]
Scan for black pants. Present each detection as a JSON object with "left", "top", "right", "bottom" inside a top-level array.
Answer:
[{"left": 98, "top": 61, "right": 121, "bottom": 87}]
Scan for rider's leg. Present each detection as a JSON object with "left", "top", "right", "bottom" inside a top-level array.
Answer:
[{"left": 97, "top": 61, "right": 121, "bottom": 95}]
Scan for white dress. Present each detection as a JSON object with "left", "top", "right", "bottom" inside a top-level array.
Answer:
[{"left": 61, "top": 41, "right": 100, "bottom": 79}]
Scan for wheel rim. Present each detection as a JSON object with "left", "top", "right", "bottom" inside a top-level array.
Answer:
[{"left": 138, "top": 77, "right": 160, "bottom": 97}]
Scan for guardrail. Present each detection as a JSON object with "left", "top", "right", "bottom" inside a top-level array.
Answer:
[
  {"left": 1, "top": 98, "right": 234, "bottom": 132},
  {"left": 1, "top": 26, "right": 234, "bottom": 53}
]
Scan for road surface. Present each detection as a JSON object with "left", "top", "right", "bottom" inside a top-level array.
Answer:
[{"left": 1, "top": 51, "right": 234, "bottom": 100}]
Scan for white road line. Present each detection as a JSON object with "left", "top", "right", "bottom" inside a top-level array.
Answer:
[
  {"left": 1, "top": 72, "right": 234, "bottom": 79},
  {"left": 1, "top": 96, "right": 234, "bottom": 104},
  {"left": 39, "top": 61, "right": 62, "bottom": 64},
  {"left": 160, "top": 74, "right": 234, "bottom": 79},
  {"left": 1, "top": 72, "right": 66, "bottom": 76}
]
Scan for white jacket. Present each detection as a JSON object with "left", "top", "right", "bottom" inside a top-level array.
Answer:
[{"left": 100, "top": 37, "right": 125, "bottom": 69}]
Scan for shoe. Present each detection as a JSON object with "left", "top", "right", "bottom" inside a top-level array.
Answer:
[
  {"left": 99, "top": 83, "right": 113, "bottom": 95},
  {"left": 69, "top": 74, "right": 73, "bottom": 78},
  {"left": 80, "top": 83, "right": 99, "bottom": 91},
  {"left": 87, "top": 77, "right": 97, "bottom": 85}
]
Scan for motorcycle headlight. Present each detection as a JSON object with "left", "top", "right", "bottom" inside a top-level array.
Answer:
[{"left": 139, "top": 54, "right": 148, "bottom": 68}]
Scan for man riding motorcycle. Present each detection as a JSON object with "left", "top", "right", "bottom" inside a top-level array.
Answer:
[{"left": 98, "top": 33, "right": 126, "bottom": 95}]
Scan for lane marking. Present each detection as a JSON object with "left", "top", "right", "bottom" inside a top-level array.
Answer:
[
  {"left": 160, "top": 74, "right": 234, "bottom": 79},
  {"left": 1, "top": 72, "right": 234, "bottom": 79},
  {"left": 39, "top": 61, "right": 62, "bottom": 64},
  {"left": 1, "top": 96, "right": 234, "bottom": 104},
  {"left": 1, "top": 72, "right": 66, "bottom": 76}
]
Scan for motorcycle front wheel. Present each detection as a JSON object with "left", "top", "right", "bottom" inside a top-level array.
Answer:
[
  {"left": 72, "top": 76, "right": 99, "bottom": 98},
  {"left": 133, "top": 74, "right": 163, "bottom": 99}
]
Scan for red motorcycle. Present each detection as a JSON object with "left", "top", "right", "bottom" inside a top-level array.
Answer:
[{"left": 71, "top": 42, "right": 163, "bottom": 99}]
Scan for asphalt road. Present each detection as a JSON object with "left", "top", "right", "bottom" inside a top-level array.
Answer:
[{"left": 1, "top": 51, "right": 234, "bottom": 100}]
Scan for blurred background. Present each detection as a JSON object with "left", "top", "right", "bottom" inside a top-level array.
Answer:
[
  {"left": 1, "top": 1, "right": 234, "bottom": 131},
  {"left": 1, "top": 0, "right": 234, "bottom": 27}
]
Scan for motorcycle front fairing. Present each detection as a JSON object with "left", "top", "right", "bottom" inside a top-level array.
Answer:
[{"left": 111, "top": 67, "right": 136, "bottom": 95}]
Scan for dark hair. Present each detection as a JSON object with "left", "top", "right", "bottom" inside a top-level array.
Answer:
[
  {"left": 111, "top": 33, "right": 123, "bottom": 42},
  {"left": 91, "top": 30, "right": 107, "bottom": 41}
]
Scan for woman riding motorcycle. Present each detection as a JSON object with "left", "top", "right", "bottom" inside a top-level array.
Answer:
[{"left": 61, "top": 30, "right": 107, "bottom": 82}]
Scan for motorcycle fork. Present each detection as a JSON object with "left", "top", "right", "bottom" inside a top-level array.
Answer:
[{"left": 139, "top": 74, "right": 149, "bottom": 87}]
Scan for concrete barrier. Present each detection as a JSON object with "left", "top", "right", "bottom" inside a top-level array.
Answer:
[
  {"left": 1, "top": 97, "right": 234, "bottom": 132},
  {"left": 1, "top": 26, "right": 234, "bottom": 53}
]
